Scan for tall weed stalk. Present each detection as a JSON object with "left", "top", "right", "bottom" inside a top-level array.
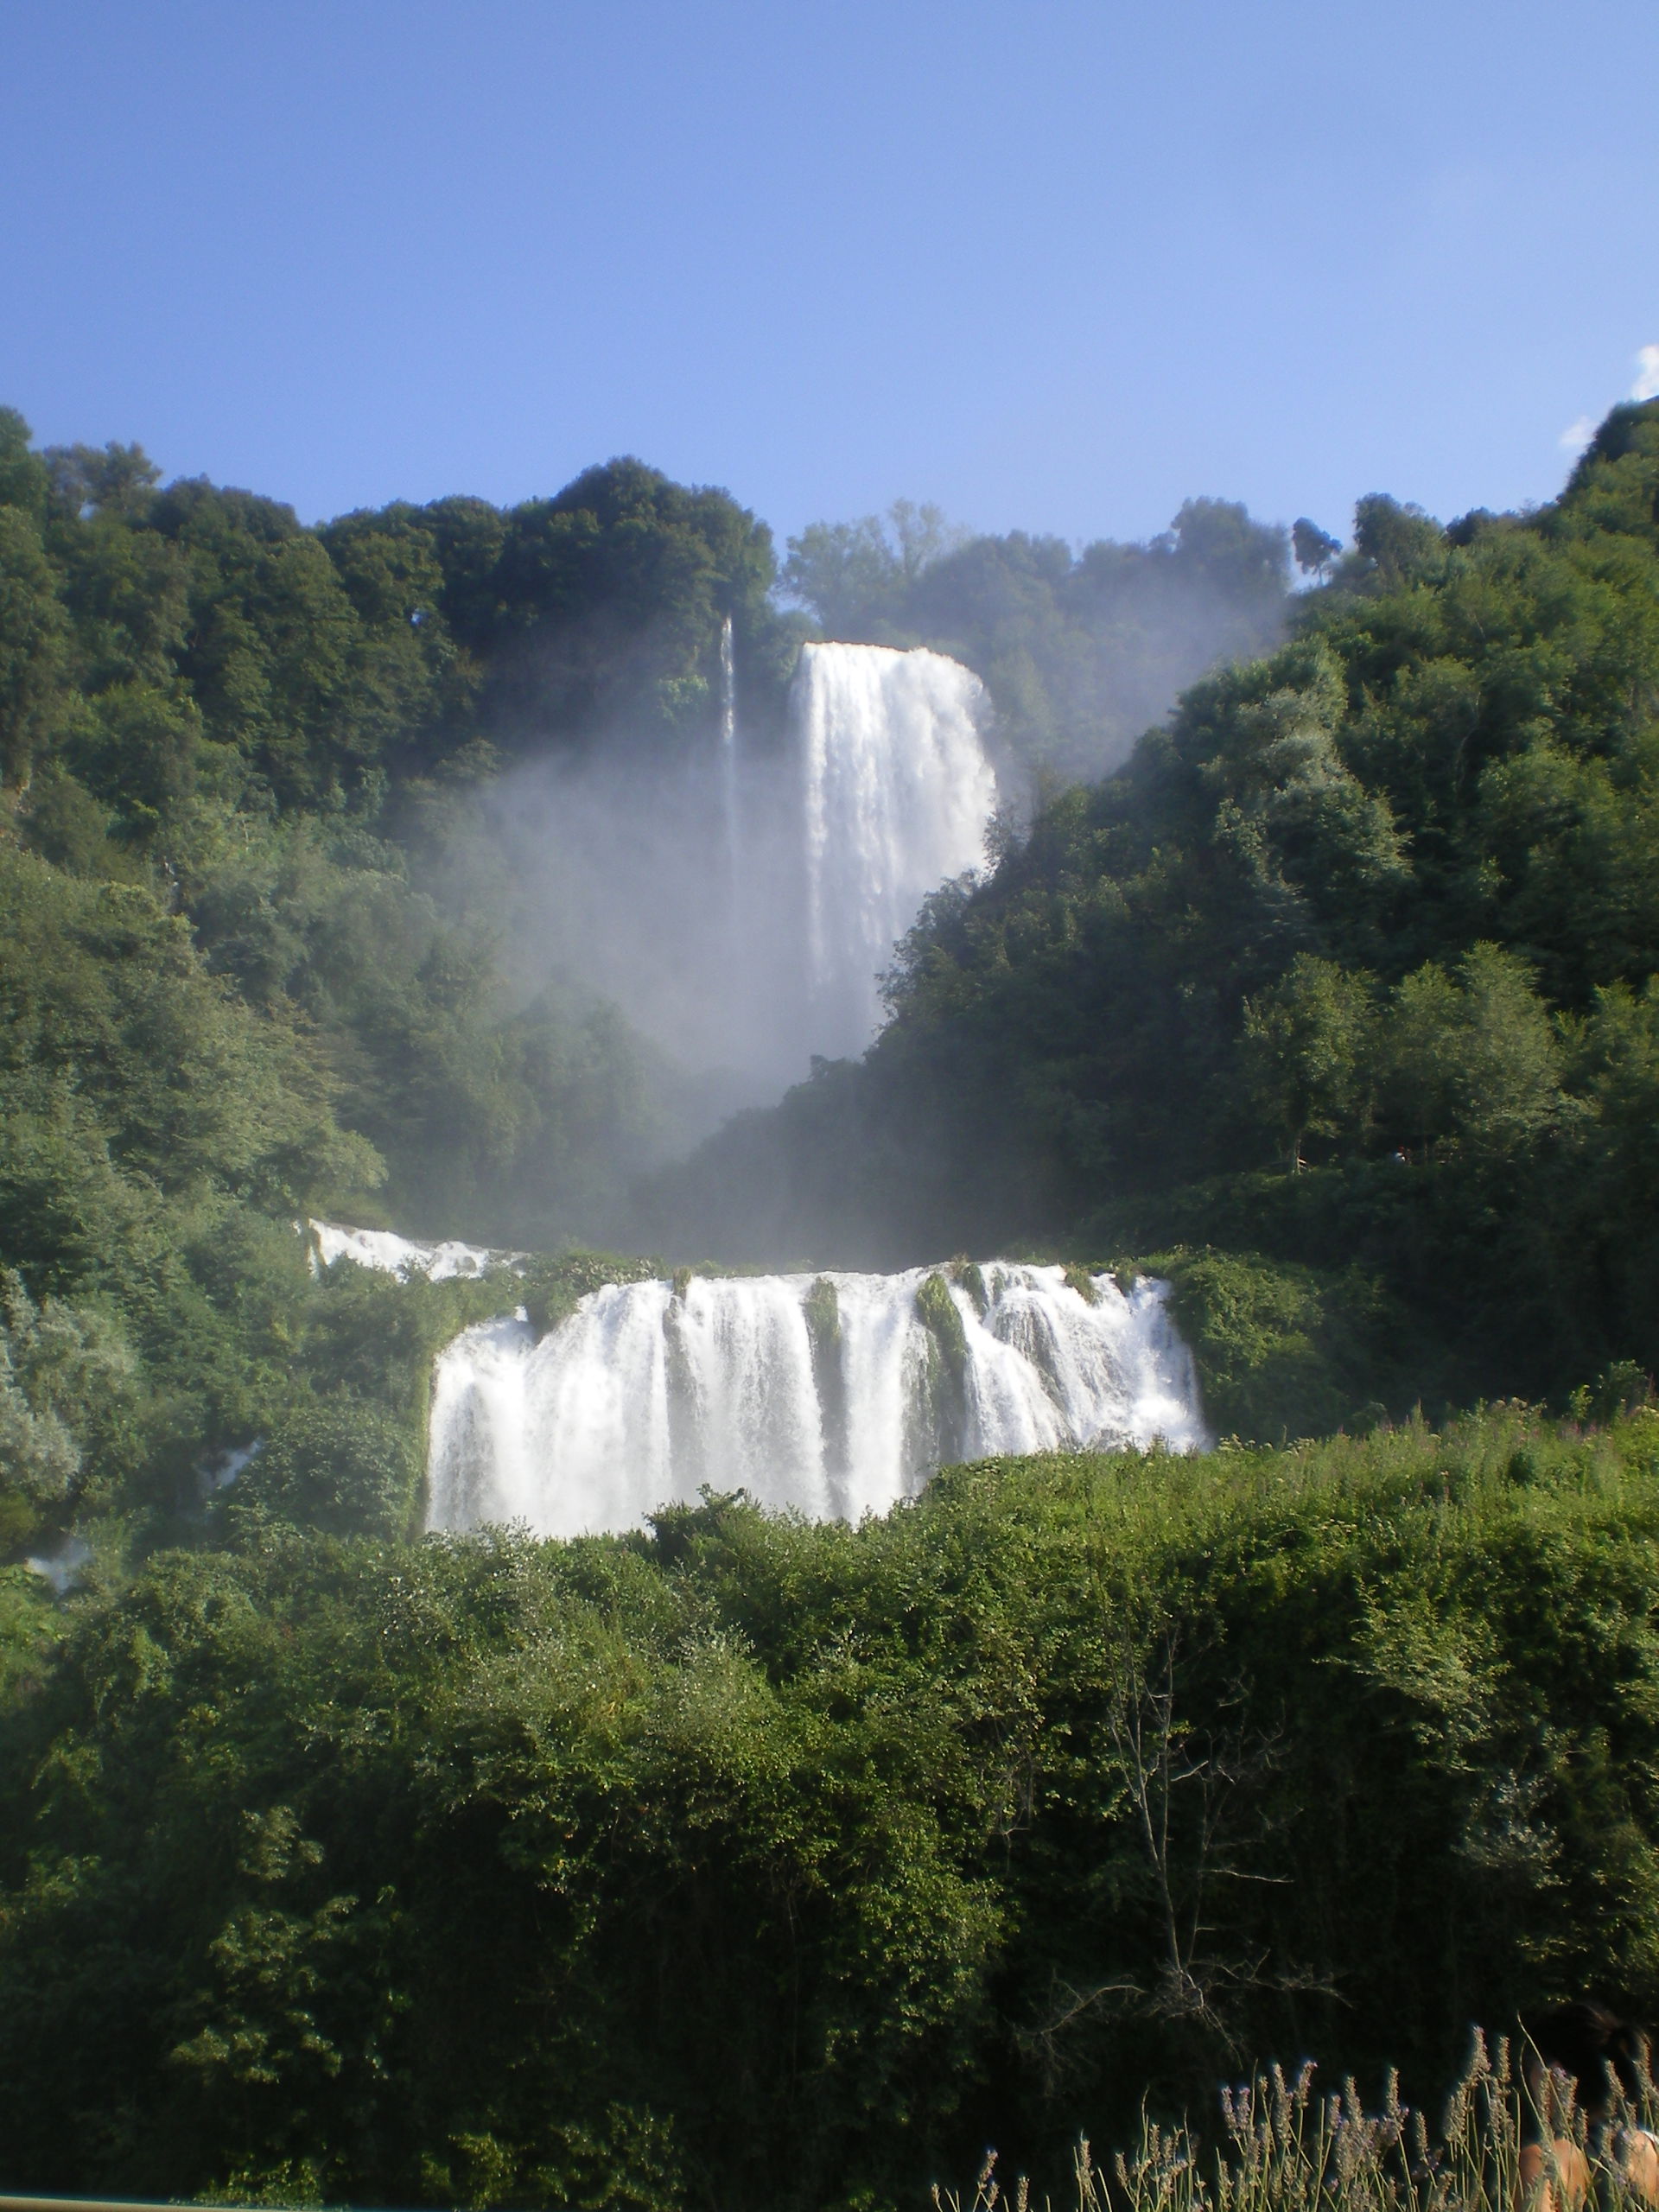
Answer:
[{"left": 938, "top": 2031, "right": 1659, "bottom": 2212}]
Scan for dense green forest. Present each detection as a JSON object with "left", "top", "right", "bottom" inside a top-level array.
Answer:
[
  {"left": 4, "top": 1409, "right": 1659, "bottom": 2209},
  {"left": 656, "top": 402, "right": 1659, "bottom": 1434},
  {"left": 0, "top": 410, "right": 803, "bottom": 1580},
  {"left": 6, "top": 394, "right": 1659, "bottom": 2209}
]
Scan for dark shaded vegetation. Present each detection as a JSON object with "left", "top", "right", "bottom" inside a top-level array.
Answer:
[
  {"left": 654, "top": 404, "right": 1659, "bottom": 1436},
  {"left": 0, "top": 411, "right": 800, "bottom": 1255},
  {"left": 3, "top": 1408, "right": 1659, "bottom": 2209}
]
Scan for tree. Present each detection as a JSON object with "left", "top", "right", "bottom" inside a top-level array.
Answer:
[
  {"left": 1240, "top": 954, "right": 1377, "bottom": 1168},
  {"left": 1161, "top": 497, "right": 1289, "bottom": 606},
  {"left": 1291, "top": 518, "right": 1341, "bottom": 578},
  {"left": 0, "top": 508, "right": 69, "bottom": 787},
  {"left": 0, "top": 408, "right": 48, "bottom": 518},
  {"left": 782, "top": 515, "right": 905, "bottom": 636},
  {"left": 1379, "top": 944, "right": 1564, "bottom": 1160},
  {"left": 42, "top": 440, "right": 161, "bottom": 518},
  {"left": 1351, "top": 493, "right": 1445, "bottom": 584}
]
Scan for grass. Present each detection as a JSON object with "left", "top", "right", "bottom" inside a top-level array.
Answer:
[{"left": 936, "top": 2033, "right": 1659, "bottom": 2212}]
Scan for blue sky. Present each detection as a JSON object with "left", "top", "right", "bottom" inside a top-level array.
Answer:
[{"left": 3, "top": 1, "right": 1656, "bottom": 556}]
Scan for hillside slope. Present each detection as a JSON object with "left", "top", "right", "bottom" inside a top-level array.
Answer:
[{"left": 651, "top": 404, "right": 1659, "bottom": 1430}]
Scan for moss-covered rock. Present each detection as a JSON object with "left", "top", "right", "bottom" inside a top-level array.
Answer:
[
  {"left": 914, "top": 1270, "right": 967, "bottom": 1377},
  {"left": 803, "top": 1275, "right": 840, "bottom": 1356},
  {"left": 518, "top": 1249, "right": 660, "bottom": 1339}
]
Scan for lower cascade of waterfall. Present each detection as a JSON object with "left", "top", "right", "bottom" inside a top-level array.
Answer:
[{"left": 426, "top": 1262, "right": 1208, "bottom": 1541}]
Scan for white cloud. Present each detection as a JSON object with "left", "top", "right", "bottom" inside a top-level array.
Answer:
[
  {"left": 1632, "top": 346, "right": 1659, "bottom": 403},
  {"left": 1559, "top": 415, "right": 1596, "bottom": 454}
]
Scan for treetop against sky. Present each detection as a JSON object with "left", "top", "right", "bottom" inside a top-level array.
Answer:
[{"left": 2, "top": 0, "right": 1656, "bottom": 551}]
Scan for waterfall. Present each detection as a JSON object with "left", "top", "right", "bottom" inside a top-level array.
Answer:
[
  {"left": 426, "top": 1263, "right": 1208, "bottom": 1540},
  {"left": 485, "top": 635, "right": 997, "bottom": 1094},
  {"left": 718, "top": 613, "right": 739, "bottom": 885},
  {"left": 308, "top": 1218, "right": 504, "bottom": 1281},
  {"left": 307, "top": 629, "right": 1203, "bottom": 1548},
  {"left": 794, "top": 642, "right": 997, "bottom": 1054}
]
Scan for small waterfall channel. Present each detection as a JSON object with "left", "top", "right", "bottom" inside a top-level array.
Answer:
[{"left": 718, "top": 612, "right": 740, "bottom": 886}]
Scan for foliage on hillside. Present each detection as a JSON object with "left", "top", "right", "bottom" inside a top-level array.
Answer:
[
  {"left": 0, "top": 410, "right": 798, "bottom": 1243},
  {"left": 0, "top": 397, "right": 1332, "bottom": 1567},
  {"left": 2, "top": 1406, "right": 1658, "bottom": 2209},
  {"left": 653, "top": 404, "right": 1659, "bottom": 1431},
  {"left": 0, "top": 413, "right": 808, "bottom": 1561},
  {"left": 8, "top": 400, "right": 1659, "bottom": 2212}
]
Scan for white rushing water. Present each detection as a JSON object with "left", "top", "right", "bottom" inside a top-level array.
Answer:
[
  {"left": 426, "top": 1263, "right": 1207, "bottom": 1540},
  {"left": 486, "top": 637, "right": 999, "bottom": 1096},
  {"left": 794, "top": 642, "right": 998, "bottom": 1053},
  {"left": 308, "top": 1219, "right": 510, "bottom": 1281}
]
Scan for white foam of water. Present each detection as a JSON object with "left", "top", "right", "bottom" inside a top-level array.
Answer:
[
  {"left": 795, "top": 642, "right": 997, "bottom": 1053},
  {"left": 308, "top": 1220, "right": 512, "bottom": 1281},
  {"left": 427, "top": 1263, "right": 1207, "bottom": 1540}
]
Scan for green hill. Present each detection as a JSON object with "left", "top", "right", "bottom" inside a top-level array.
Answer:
[
  {"left": 6, "top": 400, "right": 1659, "bottom": 2209},
  {"left": 650, "top": 403, "right": 1659, "bottom": 1433}
]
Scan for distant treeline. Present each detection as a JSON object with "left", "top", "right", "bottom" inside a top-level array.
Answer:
[
  {"left": 651, "top": 404, "right": 1659, "bottom": 1434},
  {"left": 0, "top": 427, "right": 798, "bottom": 804}
]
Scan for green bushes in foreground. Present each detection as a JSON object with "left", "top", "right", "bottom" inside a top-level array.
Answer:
[{"left": 3, "top": 1406, "right": 1659, "bottom": 2210}]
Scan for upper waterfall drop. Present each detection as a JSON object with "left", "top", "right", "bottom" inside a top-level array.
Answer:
[
  {"left": 479, "top": 632, "right": 999, "bottom": 1099},
  {"left": 792, "top": 642, "right": 998, "bottom": 1055}
]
